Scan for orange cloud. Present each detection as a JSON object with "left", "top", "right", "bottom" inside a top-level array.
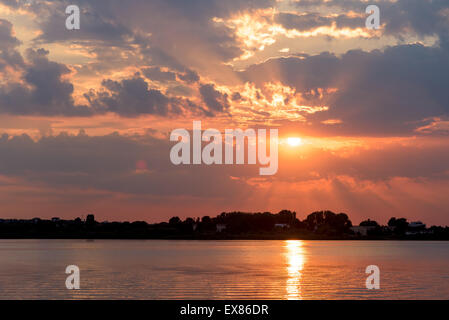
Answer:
[{"left": 214, "top": 9, "right": 378, "bottom": 62}]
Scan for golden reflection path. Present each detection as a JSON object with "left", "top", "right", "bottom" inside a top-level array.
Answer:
[{"left": 285, "top": 240, "right": 305, "bottom": 300}]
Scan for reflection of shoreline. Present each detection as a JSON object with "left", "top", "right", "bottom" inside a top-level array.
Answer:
[{"left": 285, "top": 240, "right": 305, "bottom": 300}]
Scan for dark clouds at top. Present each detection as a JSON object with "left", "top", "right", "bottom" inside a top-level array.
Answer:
[
  {"left": 0, "top": 0, "right": 448, "bottom": 132},
  {"left": 0, "top": 0, "right": 273, "bottom": 117},
  {"left": 0, "top": 16, "right": 218, "bottom": 117},
  {"left": 26, "top": 0, "right": 275, "bottom": 71}
]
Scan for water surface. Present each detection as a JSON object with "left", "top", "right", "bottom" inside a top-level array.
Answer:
[{"left": 0, "top": 240, "right": 447, "bottom": 299}]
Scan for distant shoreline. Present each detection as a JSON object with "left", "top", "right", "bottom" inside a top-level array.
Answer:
[
  {"left": 0, "top": 235, "right": 447, "bottom": 241},
  {"left": 2, "top": 210, "right": 448, "bottom": 240}
]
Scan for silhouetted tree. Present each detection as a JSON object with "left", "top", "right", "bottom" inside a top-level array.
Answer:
[
  {"left": 360, "top": 219, "right": 379, "bottom": 227},
  {"left": 276, "top": 210, "right": 296, "bottom": 224},
  {"left": 360, "top": 219, "right": 382, "bottom": 235},
  {"left": 85, "top": 214, "right": 96, "bottom": 228},
  {"left": 201, "top": 216, "right": 212, "bottom": 223},
  {"left": 304, "top": 211, "right": 352, "bottom": 235},
  {"left": 388, "top": 217, "right": 396, "bottom": 227},
  {"left": 252, "top": 212, "right": 275, "bottom": 231},
  {"left": 388, "top": 217, "right": 408, "bottom": 234},
  {"left": 169, "top": 216, "right": 181, "bottom": 225}
]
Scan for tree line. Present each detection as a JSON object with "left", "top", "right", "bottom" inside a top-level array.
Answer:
[{"left": 0, "top": 210, "right": 448, "bottom": 239}]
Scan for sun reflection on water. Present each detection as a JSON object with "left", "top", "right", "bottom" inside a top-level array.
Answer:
[{"left": 285, "top": 240, "right": 305, "bottom": 300}]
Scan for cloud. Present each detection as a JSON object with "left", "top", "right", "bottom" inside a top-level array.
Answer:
[
  {"left": 199, "top": 83, "right": 230, "bottom": 114},
  {"left": 293, "top": 0, "right": 449, "bottom": 40},
  {"left": 239, "top": 42, "right": 449, "bottom": 135},
  {"left": 0, "top": 47, "right": 91, "bottom": 116},
  {"left": 84, "top": 74, "right": 219, "bottom": 117},
  {"left": 85, "top": 75, "right": 174, "bottom": 117},
  {"left": 0, "top": 131, "right": 255, "bottom": 198},
  {"left": 0, "top": 18, "right": 24, "bottom": 74},
  {"left": 142, "top": 66, "right": 200, "bottom": 84},
  {"left": 0, "top": 131, "right": 449, "bottom": 224},
  {"left": 142, "top": 67, "right": 177, "bottom": 82},
  {"left": 178, "top": 69, "right": 200, "bottom": 84},
  {"left": 0, "top": 19, "right": 220, "bottom": 118}
]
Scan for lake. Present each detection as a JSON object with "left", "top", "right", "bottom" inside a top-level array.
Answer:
[{"left": 0, "top": 240, "right": 448, "bottom": 299}]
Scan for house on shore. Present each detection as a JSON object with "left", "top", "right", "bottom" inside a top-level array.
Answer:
[
  {"left": 216, "top": 224, "right": 226, "bottom": 232},
  {"left": 274, "top": 223, "right": 290, "bottom": 229},
  {"left": 351, "top": 225, "right": 377, "bottom": 236}
]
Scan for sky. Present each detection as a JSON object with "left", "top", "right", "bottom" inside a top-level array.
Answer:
[{"left": 0, "top": 0, "right": 449, "bottom": 225}]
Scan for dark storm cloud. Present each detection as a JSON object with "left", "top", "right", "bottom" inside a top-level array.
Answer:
[
  {"left": 199, "top": 83, "right": 230, "bottom": 113},
  {"left": 84, "top": 75, "right": 214, "bottom": 117},
  {"left": 0, "top": 18, "right": 216, "bottom": 118},
  {"left": 381, "top": 0, "right": 449, "bottom": 41},
  {"left": 0, "top": 46, "right": 192, "bottom": 117},
  {"left": 142, "top": 66, "right": 200, "bottom": 84},
  {"left": 39, "top": 12, "right": 133, "bottom": 45},
  {"left": 0, "top": 18, "right": 90, "bottom": 116},
  {"left": 14, "top": 0, "right": 275, "bottom": 72},
  {"left": 0, "top": 48, "right": 91, "bottom": 116},
  {"left": 85, "top": 76, "right": 173, "bottom": 117},
  {"left": 0, "top": 19, "right": 24, "bottom": 71},
  {"left": 1, "top": 0, "right": 133, "bottom": 45}
]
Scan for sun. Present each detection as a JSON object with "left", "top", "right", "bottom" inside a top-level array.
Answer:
[{"left": 287, "top": 137, "right": 303, "bottom": 147}]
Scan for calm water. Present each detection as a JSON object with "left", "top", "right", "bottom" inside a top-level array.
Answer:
[{"left": 0, "top": 240, "right": 448, "bottom": 299}]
